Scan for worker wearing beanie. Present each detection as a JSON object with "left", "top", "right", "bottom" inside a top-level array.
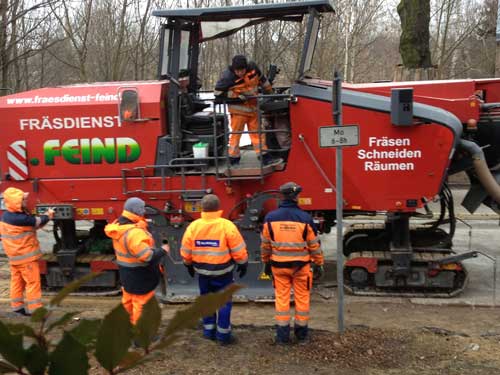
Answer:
[
  {"left": 0, "top": 187, "right": 54, "bottom": 316},
  {"left": 180, "top": 194, "right": 248, "bottom": 345},
  {"left": 105, "top": 197, "right": 169, "bottom": 324},
  {"left": 214, "top": 54, "right": 280, "bottom": 167},
  {"left": 261, "top": 182, "right": 324, "bottom": 344}
]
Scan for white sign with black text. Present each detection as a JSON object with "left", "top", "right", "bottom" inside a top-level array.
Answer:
[{"left": 319, "top": 125, "right": 359, "bottom": 148}]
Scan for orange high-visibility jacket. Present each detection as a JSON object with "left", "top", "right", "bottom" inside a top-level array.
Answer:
[
  {"left": 105, "top": 210, "right": 165, "bottom": 295},
  {"left": 214, "top": 62, "right": 272, "bottom": 116},
  {"left": 181, "top": 210, "right": 248, "bottom": 276},
  {"left": 104, "top": 210, "right": 155, "bottom": 268},
  {"left": 0, "top": 187, "right": 47, "bottom": 265},
  {"left": 261, "top": 200, "right": 324, "bottom": 266}
]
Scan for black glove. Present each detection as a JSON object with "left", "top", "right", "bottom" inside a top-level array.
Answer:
[
  {"left": 264, "top": 262, "right": 273, "bottom": 277},
  {"left": 312, "top": 264, "right": 324, "bottom": 280},
  {"left": 214, "top": 95, "right": 225, "bottom": 104},
  {"left": 185, "top": 264, "right": 195, "bottom": 278},
  {"left": 237, "top": 262, "right": 248, "bottom": 278}
]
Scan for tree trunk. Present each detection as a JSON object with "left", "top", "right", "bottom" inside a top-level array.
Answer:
[{"left": 395, "top": 0, "right": 434, "bottom": 81}]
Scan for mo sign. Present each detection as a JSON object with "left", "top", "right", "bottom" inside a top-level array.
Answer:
[{"left": 319, "top": 125, "right": 359, "bottom": 148}]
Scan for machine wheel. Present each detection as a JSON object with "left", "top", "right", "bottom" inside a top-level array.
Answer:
[{"left": 348, "top": 267, "right": 369, "bottom": 288}]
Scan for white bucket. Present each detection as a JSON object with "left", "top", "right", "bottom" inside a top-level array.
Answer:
[{"left": 193, "top": 143, "right": 208, "bottom": 158}]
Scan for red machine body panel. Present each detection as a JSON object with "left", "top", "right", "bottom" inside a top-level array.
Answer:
[
  {"left": 1, "top": 82, "right": 167, "bottom": 180},
  {"left": 309, "top": 78, "right": 486, "bottom": 123},
  {"left": 239, "top": 94, "right": 454, "bottom": 213}
]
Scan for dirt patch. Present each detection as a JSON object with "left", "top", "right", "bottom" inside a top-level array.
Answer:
[
  {"left": 118, "top": 324, "right": 500, "bottom": 375},
  {"left": 2, "top": 292, "right": 500, "bottom": 374}
]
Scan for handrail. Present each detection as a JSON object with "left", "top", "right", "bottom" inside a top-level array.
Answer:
[
  {"left": 298, "top": 133, "right": 336, "bottom": 193},
  {"left": 121, "top": 91, "right": 292, "bottom": 192}
]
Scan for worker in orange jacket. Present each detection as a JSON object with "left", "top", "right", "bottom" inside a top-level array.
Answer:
[
  {"left": 261, "top": 182, "right": 324, "bottom": 344},
  {"left": 105, "top": 197, "right": 169, "bottom": 325},
  {"left": 214, "top": 54, "right": 281, "bottom": 167},
  {"left": 181, "top": 194, "right": 248, "bottom": 345},
  {"left": 0, "top": 187, "right": 54, "bottom": 316}
]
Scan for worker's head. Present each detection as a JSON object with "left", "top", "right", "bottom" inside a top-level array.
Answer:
[
  {"left": 201, "top": 194, "right": 220, "bottom": 212},
  {"left": 2, "top": 187, "right": 26, "bottom": 212},
  {"left": 279, "top": 182, "right": 302, "bottom": 201},
  {"left": 123, "top": 197, "right": 146, "bottom": 217},
  {"left": 231, "top": 55, "right": 248, "bottom": 78}
]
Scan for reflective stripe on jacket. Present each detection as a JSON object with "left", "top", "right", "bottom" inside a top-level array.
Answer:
[
  {"left": 261, "top": 200, "right": 324, "bottom": 266},
  {"left": 0, "top": 187, "right": 45, "bottom": 265},
  {"left": 0, "top": 221, "right": 41, "bottom": 265},
  {"left": 104, "top": 210, "right": 155, "bottom": 268},
  {"left": 181, "top": 210, "right": 248, "bottom": 276}
]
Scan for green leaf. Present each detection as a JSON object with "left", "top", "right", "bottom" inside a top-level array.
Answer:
[
  {"left": 31, "top": 307, "right": 49, "bottom": 323},
  {"left": 133, "top": 297, "right": 161, "bottom": 349},
  {"left": 5, "top": 323, "right": 37, "bottom": 339},
  {"left": 46, "top": 312, "right": 80, "bottom": 333},
  {"left": 116, "top": 351, "right": 143, "bottom": 372},
  {"left": 95, "top": 304, "right": 132, "bottom": 372},
  {"left": 49, "top": 272, "right": 100, "bottom": 307},
  {"left": 68, "top": 319, "right": 102, "bottom": 348},
  {"left": 0, "top": 360, "right": 18, "bottom": 374},
  {"left": 25, "top": 344, "right": 48, "bottom": 375},
  {"left": 0, "top": 320, "right": 26, "bottom": 369},
  {"left": 162, "top": 284, "right": 242, "bottom": 339},
  {"left": 48, "top": 332, "right": 89, "bottom": 375}
]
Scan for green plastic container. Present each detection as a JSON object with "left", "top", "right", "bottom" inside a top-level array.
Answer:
[{"left": 193, "top": 142, "right": 208, "bottom": 158}]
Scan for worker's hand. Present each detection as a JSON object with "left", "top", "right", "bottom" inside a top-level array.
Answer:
[
  {"left": 238, "top": 94, "right": 248, "bottom": 102},
  {"left": 214, "top": 95, "right": 225, "bottom": 104},
  {"left": 46, "top": 208, "right": 55, "bottom": 220},
  {"left": 161, "top": 243, "right": 170, "bottom": 253},
  {"left": 312, "top": 264, "right": 324, "bottom": 280},
  {"left": 264, "top": 262, "right": 273, "bottom": 277},
  {"left": 185, "top": 264, "right": 195, "bottom": 278},
  {"left": 237, "top": 262, "right": 248, "bottom": 278}
]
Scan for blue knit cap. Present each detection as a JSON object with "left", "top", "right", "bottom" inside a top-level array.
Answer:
[{"left": 124, "top": 197, "right": 146, "bottom": 216}]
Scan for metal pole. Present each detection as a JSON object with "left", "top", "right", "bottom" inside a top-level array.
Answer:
[{"left": 333, "top": 69, "right": 344, "bottom": 334}]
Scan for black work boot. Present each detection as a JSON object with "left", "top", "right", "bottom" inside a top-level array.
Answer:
[
  {"left": 14, "top": 308, "right": 31, "bottom": 317},
  {"left": 274, "top": 325, "right": 290, "bottom": 345},
  {"left": 261, "top": 153, "right": 283, "bottom": 167},
  {"left": 294, "top": 325, "right": 309, "bottom": 344},
  {"left": 229, "top": 157, "right": 240, "bottom": 167},
  {"left": 218, "top": 335, "right": 238, "bottom": 346}
]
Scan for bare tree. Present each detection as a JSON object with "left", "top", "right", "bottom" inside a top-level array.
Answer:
[
  {"left": 49, "top": 0, "right": 94, "bottom": 82},
  {"left": 0, "top": 0, "right": 55, "bottom": 92}
]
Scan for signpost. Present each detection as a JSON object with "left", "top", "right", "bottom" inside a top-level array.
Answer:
[{"left": 321, "top": 70, "right": 359, "bottom": 333}]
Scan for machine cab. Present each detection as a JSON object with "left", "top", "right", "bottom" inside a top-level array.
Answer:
[{"left": 143, "top": 0, "right": 335, "bottom": 180}]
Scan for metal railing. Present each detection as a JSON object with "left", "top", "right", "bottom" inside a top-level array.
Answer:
[{"left": 120, "top": 92, "right": 292, "bottom": 194}]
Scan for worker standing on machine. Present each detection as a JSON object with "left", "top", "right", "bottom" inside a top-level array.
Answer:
[
  {"left": 261, "top": 182, "right": 324, "bottom": 344},
  {"left": 0, "top": 187, "right": 54, "bottom": 316},
  {"left": 181, "top": 194, "right": 248, "bottom": 345},
  {"left": 105, "top": 197, "right": 169, "bottom": 325},
  {"left": 214, "top": 54, "right": 281, "bottom": 168}
]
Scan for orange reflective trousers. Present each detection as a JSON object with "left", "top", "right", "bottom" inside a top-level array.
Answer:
[
  {"left": 10, "top": 260, "right": 43, "bottom": 313},
  {"left": 122, "top": 288, "right": 156, "bottom": 325},
  {"left": 228, "top": 113, "right": 267, "bottom": 158},
  {"left": 272, "top": 263, "right": 312, "bottom": 327}
]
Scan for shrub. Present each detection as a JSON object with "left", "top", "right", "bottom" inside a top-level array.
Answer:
[{"left": 0, "top": 273, "right": 241, "bottom": 374}]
